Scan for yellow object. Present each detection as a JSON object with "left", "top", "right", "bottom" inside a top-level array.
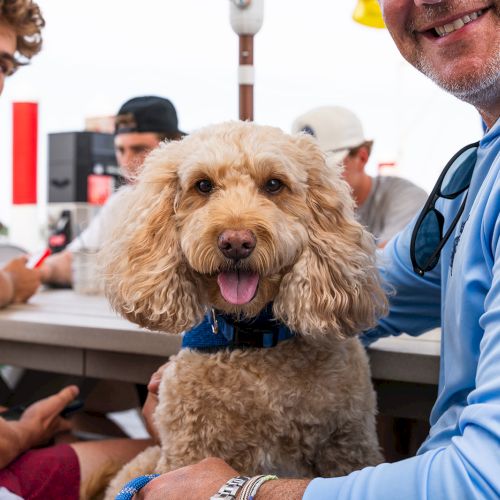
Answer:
[{"left": 353, "top": 0, "right": 386, "bottom": 29}]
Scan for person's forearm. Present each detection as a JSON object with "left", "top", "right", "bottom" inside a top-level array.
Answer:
[
  {"left": 0, "top": 270, "right": 14, "bottom": 308},
  {"left": 254, "top": 479, "right": 310, "bottom": 499},
  {"left": 40, "top": 251, "right": 73, "bottom": 286},
  {"left": 0, "top": 419, "right": 32, "bottom": 468}
]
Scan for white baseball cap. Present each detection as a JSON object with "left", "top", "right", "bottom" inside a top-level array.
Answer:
[{"left": 291, "top": 106, "right": 369, "bottom": 166}]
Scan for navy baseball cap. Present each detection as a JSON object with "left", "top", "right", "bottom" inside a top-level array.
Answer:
[{"left": 114, "top": 96, "right": 185, "bottom": 137}]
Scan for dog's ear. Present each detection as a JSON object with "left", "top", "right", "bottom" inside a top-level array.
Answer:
[
  {"left": 101, "top": 142, "right": 205, "bottom": 334},
  {"left": 274, "top": 144, "right": 387, "bottom": 339}
]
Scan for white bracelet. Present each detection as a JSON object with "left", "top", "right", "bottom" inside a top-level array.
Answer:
[
  {"left": 239, "top": 474, "right": 278, "bottom": 500},
  {"left": 210, "top": 475, "right": 251, "bottom": 500}
]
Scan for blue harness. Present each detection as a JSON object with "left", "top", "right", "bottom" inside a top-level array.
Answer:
[{"left": 182, "top": 303, "right": 295, "bottom": 352}]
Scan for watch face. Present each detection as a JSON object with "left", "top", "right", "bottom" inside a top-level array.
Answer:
[{"left": 232, "top": 0, "right": 252, "bottom": 7}]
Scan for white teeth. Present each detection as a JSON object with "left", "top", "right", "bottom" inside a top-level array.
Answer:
[{"left": 433, "top": 9, "right": 483, "bottom": 37}]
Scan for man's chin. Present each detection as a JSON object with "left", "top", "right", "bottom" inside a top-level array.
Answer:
[{"left": 416, "top": 52, "right": 499, "bottom": 102}]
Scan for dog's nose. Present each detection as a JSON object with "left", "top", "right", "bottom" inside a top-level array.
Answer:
[{"left": 218, "top": 229, "right": 256, "bottom": 260}]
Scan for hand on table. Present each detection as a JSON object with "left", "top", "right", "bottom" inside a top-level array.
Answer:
[
  {"left": 39, "top": 250, "right": 73, "bottom": 286},
  {"left": 2, "top": 256, "right": 41, "bottom": 303}
]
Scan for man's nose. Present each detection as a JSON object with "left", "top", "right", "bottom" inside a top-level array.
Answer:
[{"left": 121, "top": 151, "right": 135, "bottom": 170}]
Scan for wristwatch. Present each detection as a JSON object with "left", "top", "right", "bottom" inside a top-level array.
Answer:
[{"left": 210, "top": 476, "right": 251, "bottom": 500}]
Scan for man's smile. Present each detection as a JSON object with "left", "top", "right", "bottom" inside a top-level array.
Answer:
[{"left": 415, "top": 4, "right": 493, "bottom": 41}]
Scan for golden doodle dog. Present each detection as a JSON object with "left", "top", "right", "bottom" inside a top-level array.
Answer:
[{"left": 102, "top": 121, "right": 387, "bottom": 497}]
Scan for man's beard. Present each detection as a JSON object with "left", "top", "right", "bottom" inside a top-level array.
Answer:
[
  {"left": 408, "top": 1, "right": 500, "bottom": 106},
  {"left": 417, "top": 50, "right": 500, "bottom": 106}
]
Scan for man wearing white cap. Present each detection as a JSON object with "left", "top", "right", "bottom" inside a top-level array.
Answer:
[{"left": 292, "top": 106, "right": 427, "bottom": 247}]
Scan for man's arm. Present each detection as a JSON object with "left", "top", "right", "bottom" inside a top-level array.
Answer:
[
  {"left": 304, "top": 205, "right": 500, "bottom": 499},
  {"left": 134, "top": 457, "right": 310, "bottom": 500},
  {"left": 360, "top": 219, "right": 441, "bottom": 346},
  {"left": 254, "top": 479, "right": 310, "bottom": 499},
  {"left": 41, "top": 188, "right": 131, "bottom": 287},
  {"left": 40, "top": 250, "right": 73, "bottom": 286}
]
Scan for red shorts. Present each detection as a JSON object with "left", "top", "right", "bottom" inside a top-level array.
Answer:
[{"left": 0, "top": 443, "right": 80, "bottom": 500}]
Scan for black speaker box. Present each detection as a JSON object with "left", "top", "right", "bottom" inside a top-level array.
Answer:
[{"left": 48, "top": 131, "right": 119, "bottom": 203}]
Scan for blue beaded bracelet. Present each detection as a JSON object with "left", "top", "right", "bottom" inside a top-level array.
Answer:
[{"left": 115, "top": 474, "right": 160, "bottom": 500}]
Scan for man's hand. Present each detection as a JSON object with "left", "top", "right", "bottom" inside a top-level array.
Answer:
[
  {"left": 135, "top": 457, "right": 311, "bottom": 500},
  {"left": 142, "top": 364, "right": 167, "bottom": 442},
  {"left": 136, "top": 457, "right": 238, "bottom": 500},
  {"left": 14, "top": 385, "right": 79, "bottom": 450},
  {"left": 39, "top": 250, "right": 73, "bottom": 286},
  {"left": 3, "top": 256, "right": 41, "bottom": 303}
]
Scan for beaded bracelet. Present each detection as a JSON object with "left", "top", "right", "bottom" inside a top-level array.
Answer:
[
  {"left": 239, "top": 474, "right": 278, "bottom": 500},
  {"left": 210, "top": 475, "right": 251, "bottom": 500},
  {"left": 115, "top": 474, "right": 160, "bottom": 500}
]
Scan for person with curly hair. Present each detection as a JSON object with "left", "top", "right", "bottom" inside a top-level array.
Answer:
[
  {"left": 0, "top": 3, "right": 153, "bottom": 499},
  {"left": 0, "top": 0, "right": 44, "bottom": 306},
  {"left": 0, "top": 0, "right": 43, "bottom": 93}
]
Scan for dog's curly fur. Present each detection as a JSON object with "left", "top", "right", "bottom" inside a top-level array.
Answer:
[{"left": 102, "top": 121, "right": 387, "bottom": 498}]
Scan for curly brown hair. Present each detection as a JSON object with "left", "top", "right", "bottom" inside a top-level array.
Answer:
[{"left": 0, "top": 0, "right": 44, "bottom": 62}]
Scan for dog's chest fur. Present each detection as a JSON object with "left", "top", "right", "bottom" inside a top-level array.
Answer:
[{"left": 153, "top": 336, "right": 379, "bottom": 477}]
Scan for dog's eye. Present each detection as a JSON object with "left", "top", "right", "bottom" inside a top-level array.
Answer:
[
  {"left": 264, "top": 178, "right": 283, "bottom": 194},
  {"left": 196, "top": 179, "right": 213, "bottom": 194}
]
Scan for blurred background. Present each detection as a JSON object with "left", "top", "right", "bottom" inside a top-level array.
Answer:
[{"left": 0, "top": 0, "right": 483, "bottom": 250}]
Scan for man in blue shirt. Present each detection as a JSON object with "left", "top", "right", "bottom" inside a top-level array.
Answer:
[{"left": 134, "top": 0, "right": 500, "bottom": 498}]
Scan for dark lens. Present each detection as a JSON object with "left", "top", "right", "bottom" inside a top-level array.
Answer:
[
  {"left": 414, "top": 208, "right": 444, "bottom": 271},
  {"left": 440, "top": 147, "right": 477, "bottom": 198}
]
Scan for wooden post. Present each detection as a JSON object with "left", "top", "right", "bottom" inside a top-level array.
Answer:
[{"left": 239, "top": 34, "right": 254, "bottom": 121}]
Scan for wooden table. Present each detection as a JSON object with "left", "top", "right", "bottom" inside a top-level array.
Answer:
[
  {"left": 0, "top": 289, "right": 440, "bottom": 386},
  {"left": 0, "top": 289, "right": 181, "bottom": 384}
]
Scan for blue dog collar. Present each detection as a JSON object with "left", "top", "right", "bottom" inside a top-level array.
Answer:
[{"left": 182, "top": 303, "right": 295, "bottom": 352}]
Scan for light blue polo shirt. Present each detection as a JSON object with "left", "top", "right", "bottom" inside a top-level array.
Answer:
[{"left": 305, "top": 117, "right": 500, "bottom": 499}]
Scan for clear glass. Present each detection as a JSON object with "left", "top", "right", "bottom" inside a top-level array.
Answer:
[{"left": 71, "top": 250, "right": 103, "bottom": 295}]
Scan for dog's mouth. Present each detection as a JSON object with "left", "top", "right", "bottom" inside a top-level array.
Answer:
[{"left": 217, "top": 270, "right": 260, "bottom": 305}]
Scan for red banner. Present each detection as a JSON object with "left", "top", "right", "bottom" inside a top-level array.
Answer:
[{"left": 12, "top": 102, "right": 38, "bottom": 204}]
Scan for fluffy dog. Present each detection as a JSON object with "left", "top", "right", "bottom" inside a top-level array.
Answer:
[{"left": 102, "top": 121, "right": 387, "bottom": 497}]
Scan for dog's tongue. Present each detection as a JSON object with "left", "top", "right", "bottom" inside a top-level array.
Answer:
[{"left": 217, "top": 271, "right": 259, "bottom": 305}]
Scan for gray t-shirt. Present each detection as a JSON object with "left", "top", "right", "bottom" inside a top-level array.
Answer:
[{"left": 356, "top": 176, "right": 427, "bottom": 245}]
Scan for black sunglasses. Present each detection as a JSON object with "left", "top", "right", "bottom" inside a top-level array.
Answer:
[{"left": 410, "top": 141, "right": 479, "bottom": 276}]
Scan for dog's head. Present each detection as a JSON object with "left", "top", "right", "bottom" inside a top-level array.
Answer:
[{"left": 102, "top": 121, "right": 387, "bottom": 339}]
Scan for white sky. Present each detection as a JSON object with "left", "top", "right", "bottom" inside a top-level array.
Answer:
[{"left": 0, "top": 0, "right": 483, "bottom": 241}]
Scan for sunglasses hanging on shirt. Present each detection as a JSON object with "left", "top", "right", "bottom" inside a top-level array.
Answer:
[{"left": 410, "top": 141, "right": 479, "bottom": 276}]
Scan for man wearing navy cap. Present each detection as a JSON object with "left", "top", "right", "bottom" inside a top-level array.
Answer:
[
  {"left": 113, "top": 96, "right": 185, "bottom": 181},
  {"left": 41, "top": 95, "right": 184, "bottom": 285}
]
